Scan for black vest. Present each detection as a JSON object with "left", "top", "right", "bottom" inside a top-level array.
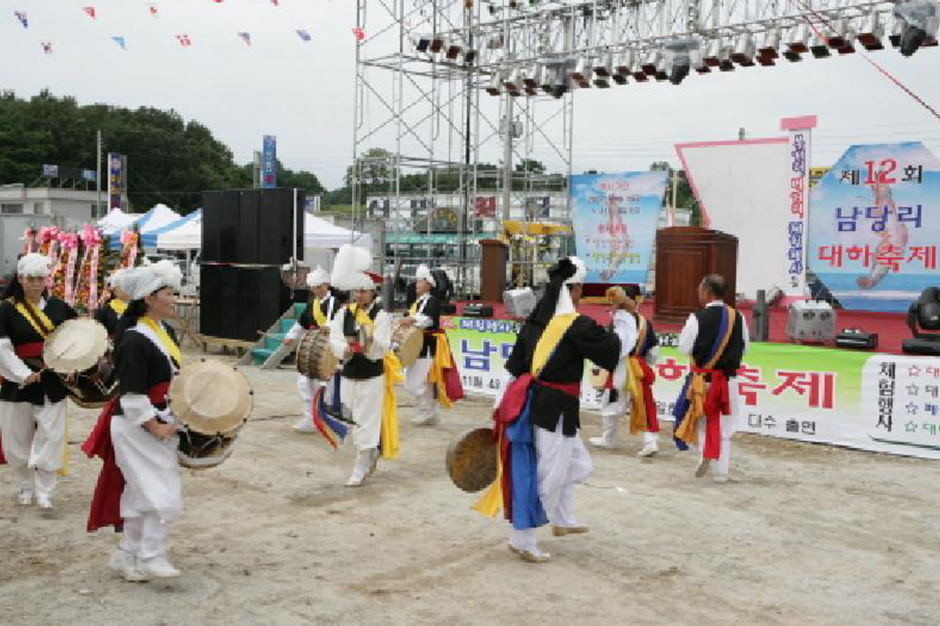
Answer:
[
  {"left": 630, "top": 313, "right": 657, "bottom": 358},
  {"left": 342, "top": 304, "right": 384, "bottom": 380},
  {"left": 691, "top": 305, "right": 745, "bottom": 378}
]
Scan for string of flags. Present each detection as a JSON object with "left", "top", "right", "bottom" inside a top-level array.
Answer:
[{"left": 10, "top": 3, "right": 370, "bottom": 55}]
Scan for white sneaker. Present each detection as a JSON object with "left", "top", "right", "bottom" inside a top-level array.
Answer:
[
  {"left": 36, "top": 493, "right": 53, "bottom": 510},
  {"left": 138, "top": 555, "right": 181, "bottom": 578},
  {"left": 17, "top": 490, "right": 34, "bottom": 506},
  {"left": 589, "top": 436, "right": 614, "bottom": 449},
  {"left": 293, "top": 418, "right": 317, "bottom": 433},
  {"left": 637, "top": 442, "right": 659, "bottom": 458}
]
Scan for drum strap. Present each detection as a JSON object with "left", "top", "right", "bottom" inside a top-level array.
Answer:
[
  {"left": 9, "top": 298, "right": 54, "bottom": 338},
  {"left": 312, "top": 297, "right": 328, "bottom": 328}
]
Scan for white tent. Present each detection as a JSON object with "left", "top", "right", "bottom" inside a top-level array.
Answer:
[
  {"left": 156, "top": 210, "right": 202, "bottom": 250},
  {"left": 108, "top": 203, "right": 182, "bottom": 249},
  {"left": 305, "top": 214, "right": 372, "bottom": 249},
  {"left": 97, "top": 208, "right": 142, "bottom": 235}
]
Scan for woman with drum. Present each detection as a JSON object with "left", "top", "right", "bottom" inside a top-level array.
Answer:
[
  {"left": 328, "top": 245, "right": 396, "bottom": 487},
  {"left": 0, "top": 253, "right": 77, "bottom": 510},
  {"left": 94, "top": 268, "right": 131, "bottom": 336},
  {"left": 102, "top": 262, "right": 185, "bottom": 581},
  {"left": 282, "top": 266, "right": 340, "bottom": 433}
]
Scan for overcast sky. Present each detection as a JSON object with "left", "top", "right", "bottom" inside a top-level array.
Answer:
[{"left": 3, "top": 0, "right": 940, "bottom": 190}]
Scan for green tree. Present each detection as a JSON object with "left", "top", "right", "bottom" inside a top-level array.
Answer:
[{"left": 650, "top": 161, "right": 700, "bottom": 225}]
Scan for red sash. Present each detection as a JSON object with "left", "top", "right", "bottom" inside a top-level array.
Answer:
[
  {"left": 691, "top": 367, "right": 730, "bottom": 460},
  {"left": 636, "top": 358, "right": 660, "bottom": 433},
  {"left": 82, "top": 382, "right": 170, "bottom": 532}
]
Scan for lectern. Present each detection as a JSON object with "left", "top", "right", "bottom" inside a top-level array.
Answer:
[
  {"left": 479, "top": 239, "right": 508, "bottom": 303},
  {"left": 654, "top": 227, "right": 738, "bottom": 323}
]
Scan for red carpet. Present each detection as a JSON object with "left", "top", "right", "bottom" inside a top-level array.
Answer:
[{"left": 451, "top": 300, "right": 912, "bottom": 356}]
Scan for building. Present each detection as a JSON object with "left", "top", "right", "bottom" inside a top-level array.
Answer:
[{"left": 0, "top": 184, "right": 120, "bottom": 230}]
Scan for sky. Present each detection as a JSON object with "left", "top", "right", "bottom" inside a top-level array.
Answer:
[{"left": 3, "top": 0, "right": 940, "bottom": 190}]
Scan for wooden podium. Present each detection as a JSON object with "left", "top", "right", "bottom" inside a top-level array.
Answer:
[
  {"left": 654, "top": 227, "right": 738, "bottom": 323},
  {"left": 479, "top": 239, "right": 508, "bottom": 302}
]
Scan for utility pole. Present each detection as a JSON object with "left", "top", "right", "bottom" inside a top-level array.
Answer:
[{"left": 95, "top": 130, "right": 102, "bottom": 217}]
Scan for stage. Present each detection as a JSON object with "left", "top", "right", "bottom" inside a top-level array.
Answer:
[{"left": 451, "top": 299, "right": 912, "bottom": 356}]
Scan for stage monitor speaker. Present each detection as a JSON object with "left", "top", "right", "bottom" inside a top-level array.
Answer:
[
  {"left": 218, "top": 190, "right": 240, "bottom": 264},
  {"left": 902, "top": 337, "right": 940, "bottom": 356},
  {"left": 218, "top": 265, "right": 239, "bottom": 339},
  {"left": 787, "top": 300, "right": 836, "bottom": 343},
  {"left": 199, "top": 264, "right": 221, "bottom": 337},
  {"left": 237, "top": 190, "right": 261, "bottom": 264},
  {"left": 503, "top": 288, "right": 536, "bottom": 319},
  {"left": 834, "top": 328, "right": 878, "bottom": 350},
  {"left": 463, "top": 304, "right": 494, "bottom": 318},
  {"left": 258, "top": 188, "right": 305, "bottom": 265},
  {"left": 201, "top": 192, "right": 223, "bottom": 263}
]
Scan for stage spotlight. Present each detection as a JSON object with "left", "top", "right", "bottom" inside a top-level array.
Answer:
[
  {"left": 758, "top": 29, "right": 781, "bottom": 60},
  {"left": 718, "top": 45, "right": 735, "bottom": 71},
  {"left": 416, "top": 34, "right": 431, "bottom": 53},
  {"left": 446, "top": 39, "right": 462, "bottom": 60},
  {"left": 731, "top": 32, "right": 756, "bottom": 65},
  {"left": 894, "top": 0, "right": 940, "bottom": 57},
  {"left": 539, "top": 66, "right": 556, "bottom": 93},
  {"left": 786, "top": 23, "right": 810, "bottom": 54},
  {"left": 837, "top": 25, "right": 857, "bottom": 54},
  {"left": 522, "top": 64, "right": 541, "bottom": 90},
  {"left": 663, "top": 38, "right": 698, "bottom": 84},
  {"left": 858, "top": 13, "right": 885, "bottom": 50},
  {"left": 613, "top": 51, "right": 632, "bottom": 84},
  {"left": 485, "top": 71, "right": 503, "bottom": 96},
  {"left": 429, "top": 34, "right": 445, "bottom": 54},
  {"left": 827, "top": 18, "right": 849, "bottom": 49},
  {"left": 810, "top": 34, "right": 832, "bottom": 58},
  {"left": 703, "top": 39, "right": 721, "bottom": 67},
  {"left": 631, "top": 53, "right": 649, "bottom": 81},
  {"left": 641, "top": 50, "right": 660, "bottom": 75},
  {"left": 654, "top": 57, "right": 669, "bottom": 81},
  {"left": 463, "top": 47, "right": 478, "bottom": 64},
  {"left": 571, "top": 57, "right": 592, "bottom": 88},
  {"left": 593, "top": 52, "right": 613, "bottom": 88},
  {"left": 504, "top": 69, "right": 523, "bottom": 95}
]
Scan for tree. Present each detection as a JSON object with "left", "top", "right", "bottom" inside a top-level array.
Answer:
[{"left": 650, "top": 161, "right": 701, "bottom": 225}]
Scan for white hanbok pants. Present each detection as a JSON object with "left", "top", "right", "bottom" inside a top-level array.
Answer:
[
  {"left": 598, "top": 390, "right": 657, "bottom": 447},
  {"left": 297, "top": 374, "right": 335, "bottom": 424},
  {"left": 404, "top": 357, "right": 438, "bottom": 419},
  {"left": 340, "top": 375, "right": 385, "bottom": 451},
  {"left": 1, "top": 399, "right": 66, "bottom": 497}
]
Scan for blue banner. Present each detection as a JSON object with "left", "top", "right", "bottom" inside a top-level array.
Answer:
[
  {"left": 108, "top": 152, "right": 123, "bottom": 210},
  {"left": 569, "top": 171, "right": 667, "bottom": 284},
  {"left": 808, "top": 142, "right": 940, "bottom": 312},
  {"left": 262, "top": 135, "right": 277, "bottom": 188}
]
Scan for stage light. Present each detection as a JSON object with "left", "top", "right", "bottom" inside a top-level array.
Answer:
[
  {"left": 416, "top": 34, "right": 431, "bottom": 53},
  {"left": 631, "top": 52, "right": 649, "bottom": 81},
  {"left": 858, "top": 13, "right": 885, "bottom": 50},
  {"left": 837, "top": 24, "right": 857, "bottom": 54},
  {"left": 758, "top": 29, "right": 781, "bottom": 60},
  {"left": 485, "top": 71, "right": 503, "bottom": 96},
  {"left": 654, "top": 57, "right": 669, "bottom": 81},
  {"left": 570, "top": 57, "right": 592, "bottom": 88},
  {"left": 613, "top": 51, "right": 632, "bottom": 84},
  {"left": 429, "top": 34, "right": 445, "bottom": 54},
  {"left": 827, "top": 18, "right": 849, "bottom": 49},
  {"left": 446, "top": 39, "right": 462, "bottom": 60},
  {"left": 786, "top": 23, "right": 810, "bottom": 54},
  {"left": 893, "top": 0, "right": 940, "bottom": 57},
  {"left": 522, "top": 64, "right": 541, "bottom": 90},
  {"left": 539, "top": 66, "right": 556, "bottom": 93},
  {"left": 718, "top": 45, "right": 735, "bottom": 71},
  {"left": 703, "top": 39, "right": 721, "bottom": 67},
  {"left": 641, "top": 50, "right": 660, "bottom": 75},
  {"left": 504, "top": 69, "right": 523, "bottom": 95},
  {"left": 463, "top": 46, "right": 478, "bottom": 64},
  {"left": 593, "top": 52, "right": 613, "bottom": 88},
  {"left": 731, "top": 32, "right": 756, "bottom": 65},
  {"left": 663, "top": 37, "right": 698, "bottom": 85},
  {"left": 810, "top": 34, "right": 832, "bottom": 58}
]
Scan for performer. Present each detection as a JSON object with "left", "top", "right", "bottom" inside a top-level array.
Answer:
[
  {"left": 474, "top": 257, "right": 620, "bottom": 563},
  {"left": 283, "top": 266, "right": 340, "bottom": 433},
  {"left": 0, "top": 253, "right": 77, "bottom": 509},
  {"left": 83, "top": 263, "right": 185, "bottom": 581},
  {"left": 328, "top": 245, "right": 400, "bottom": 487},
  {"left": 590, "top": 285, "right": 661, "bottom": 456},
  {"left": 95, "top": 269, "right": 130, "bottom": 336},
  {"left": 401, "top": 265, "right": 462, "bottom": 424},
  {"left": 673, "top": 274, "right": 749, "bottom": 483}
]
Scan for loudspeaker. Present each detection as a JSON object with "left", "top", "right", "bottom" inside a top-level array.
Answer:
[
  {"left": 202, "top": 192, "right": 222, "bottom": 263},
  {"left": 902, "top": 337, "right": 940, "bottom": 356},
  {"left": 835, "top": 328, "right": 878, "bottom": 350},
  {"left": 236, "top": 268, "right": 261, "bottom": 342},
  {"left": 199, "top": 264, "right": 221, "bottom": 337},
  {"left": 259, "top": 188, "right": 304, "bottom": 265},
  {"left": 219, "top": 265, "right": 239, "bottom": 339},
  {"left": 463, "top": 304, "right": 494, "bottom": 318},
  {"left": 218, "top": 190, "right": 240, "bottom": 264},
  {"left": 237, "top": 190, "right": 260, "bottom": 264}
]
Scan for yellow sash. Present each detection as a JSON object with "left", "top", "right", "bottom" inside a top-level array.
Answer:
[
  {"left": 472, "top": 313, "right": 577, "bottom": 517},
  {"left": 380, "top": 352, "right": 403, "bottom": 459},
  {"left": 428, "top": 334, "right": 456, "bottom": 409},
  {"left": 349, "top": 303, "right": 374, "bottom": 330},
  {"left": 626, "top": 315, "right": 650, "bottom": 434},
  {"left": 10, "top": 299, "right": 54, "bottom": 338},
  {"left": 674, "top": 306, "right": 737, "bottom": 445},
  {"left": 109, "top": 299, "right": 128, "bottom": 316},
  {"left": 312, "top": 298, "right": 328, "bottom": 328},
  {"left": 140, "top": 317, "right": 182, "bottom": 367}
]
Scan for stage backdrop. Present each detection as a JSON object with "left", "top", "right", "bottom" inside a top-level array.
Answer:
[
  {"left": 442, "top": 315, "right": 940, "bottom": 461},
  {"left": 676, "top": 138, "right": 797, "bottom": 300},
  {"left": 569, "top": 171, "right": 667, "bottom": 285},
  {"left": 807, "top": 142, "right": 940, "bottom": 312}
]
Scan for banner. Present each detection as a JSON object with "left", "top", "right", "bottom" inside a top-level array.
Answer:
[
  {"left": 569, "top": 171, "right": 667, "bottom": 284},
  {"left": 443, "top": 316, "right": 940, "bottom": 460},
  {"left": 261, "top": 134, "right": 277, "bottom": 188},
  {"left": 808, "top": 142, "right": 940, "bottom": 312},
  {"left": 785, "top": 128, "right": 810, "bottom": 295},
  {"left": 107, "top": 152, "right": 123, "bottom": 210}
]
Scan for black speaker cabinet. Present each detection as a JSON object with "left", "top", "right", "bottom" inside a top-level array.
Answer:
[
  {"left": 258, "top": 188, "right": 305, "bottom": 265},
  {"left": 201, "top": 193, "right": 222, "bottom": 263},
  {"left": 237, "top": 190, "right": 261, "bottom": 264},
  {"left": 199, "top": 264, "right": 221, "bottom": 337},
  {"left": 218, "top": 265, "right": 239, "bottom": 339}
]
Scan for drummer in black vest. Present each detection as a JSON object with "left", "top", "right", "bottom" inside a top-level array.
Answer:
[
  {"left": 95, "top": 268, "right": 131, "bottom": 337},
  {"left": 328, "top": 245, "right": 395, "bottom": 487},
  {"left": 0, "top": 253, "right": 77, "bottom": 510},
  {"left": 674, "top": 274, "right": 749, "bottom": 482},
  {"left": 283, "top": 266, "right": 340, "bottom": 433},
  {"left": 401, "top": 264, "right": 444, "bottom": 425}
]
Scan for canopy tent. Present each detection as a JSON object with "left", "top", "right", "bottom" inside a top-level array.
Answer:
[
  {"left": 148, "top": 209, "right": 202, "bottom": 250},
  {"left": 109, "top": 204, "right": 181, "bottom": 249},
  {"left": 305, "top": 214, "right": 371, "bottom": 249},
  {"left": 97, "top": 208, "right": 143, "bottom": 236}
]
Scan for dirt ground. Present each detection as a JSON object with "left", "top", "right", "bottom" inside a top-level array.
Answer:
[{"left": 1, "top": 349, "right": 938, "bottom": 626}]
